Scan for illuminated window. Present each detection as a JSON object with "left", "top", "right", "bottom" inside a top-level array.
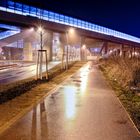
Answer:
[
  {"left": 48, "top": 12, "right": 55, "bottom": 21},
  {"left": 30, "top": 6, "right": 36, "bottom": 16},
  {"left": 37, "top": 8, "right": 41, "bottom": 16},
  {"left": 43, "top": 10, "right": 49, "bottom": 19},
  {"left": 23, "top": 4, "right": 29, "bottom": 15},
  {"left": 59, "top": 14, "right": 64, "bottom": 23},
  {"left": 7, "top": 1, "right": 14, "bottom": 9},
  {"left": 54, "top": 13, "right": 59, "bottom": 22},
  {"left": 77, "top": 19, "right": 82, "bottom": 27},
  {"left": 15, "top": 3, "right": 22, "bottom": 11},
  {"left": 73, "top": 18, "right": 78, "bottom": 26}
]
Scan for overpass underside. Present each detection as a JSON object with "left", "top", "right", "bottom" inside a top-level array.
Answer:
[
  {"left": 0, "top": 0, "right": 140, "bottom": 63},
  {"left": 0, "top": 23, "right": 140, "bottom": 63}
]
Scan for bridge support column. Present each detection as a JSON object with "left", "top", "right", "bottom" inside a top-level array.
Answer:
[
  {"left": 44, "top": 32, "right": 53, "bottom": 61},
  {"left": 104, "top": 42, "right": 108, "bottom": 54},
  {"left": 23, "top": 41, "right": 33, "bottom": 61},
  {"left": 133, "top": 47, "right": 136, "bottom": 58},
  {"left": 59, "top": 34, "right": 66, "bottom": 69},
  {"left": 116, "top": 49, "right": 120, "bottom": 57},
  {"left": 80, "top": 36, "right": 86, "bottom": 61},
  {"left": 129, "top": 47, "right": 133, "bottom": 59},
  {"left": 121, "top": 44, "right": 126, "bottom": 58},
  {"left": 100, "top": 42, "right": 108, "bottom": 55},
  {"left": 60, "top": 42, "right": 65, "bottom": 69}
]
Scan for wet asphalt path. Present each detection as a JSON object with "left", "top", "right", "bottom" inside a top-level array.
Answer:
[{"left": 0, "top": 61, "right": 139, "bottom": 140}]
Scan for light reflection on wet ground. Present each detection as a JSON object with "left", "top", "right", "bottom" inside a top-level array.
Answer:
[{"left": 0, "top": 61, "right": 139, "bottom": 140}]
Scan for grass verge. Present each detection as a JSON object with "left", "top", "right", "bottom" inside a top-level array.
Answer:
[{"left": 99, "top": 62, "right": 140, "bottom": 132}]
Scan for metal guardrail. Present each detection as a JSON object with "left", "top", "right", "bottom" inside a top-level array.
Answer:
[{"left": 0, "top": 0, "right": 140, "bottom": 43}]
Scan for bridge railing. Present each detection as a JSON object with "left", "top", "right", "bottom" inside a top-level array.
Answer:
[{"left": 0, "top": 0, "right": 140, "bottom": 43}]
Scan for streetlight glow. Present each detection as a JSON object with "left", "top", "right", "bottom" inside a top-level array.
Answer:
[
  {"left": 30, "top": 27, "right": 34, "bottom": 32},
  {"left": 69, "top": 28, "right": 75, "bottom": 34},
  {"left": 38, "top": 26, "right": 43, "bottom": 33},
  {"left": 82, "top": 44, "right": 86, "bottom": 49}
]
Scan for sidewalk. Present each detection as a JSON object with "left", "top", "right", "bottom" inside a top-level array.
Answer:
[{"left": 0, "top": 61, "right": 139, "bottom": 140}]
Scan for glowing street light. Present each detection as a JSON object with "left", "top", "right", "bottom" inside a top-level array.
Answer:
[
  {"left": 82, "top": 44, "right": 86, "bottom": 49},
  {"left": 36, "top": 26, "right": 48, "bottom": 80},
  {"left": 38, "top": 26, "right": 44, "bottom": 50},
  {"left": 69, "top": 28, "right": 75, "bottom": 34},
  {"left": 29, "top": 27, "right": 34, "bottom": 32},
  {"left": 38, "top": 26, "right": 43, "bottom": 32}
]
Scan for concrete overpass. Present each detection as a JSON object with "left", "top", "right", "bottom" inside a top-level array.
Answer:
[{"left": 0, "top": 0, "right": 140, "bottom": 62}]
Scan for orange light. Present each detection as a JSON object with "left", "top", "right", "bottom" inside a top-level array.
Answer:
[
  {"left": 82, "top": 44, "right": 86, "bottom": 49},
  {"left": 69, "top": 28, "right": 75, "bottom": 34}
]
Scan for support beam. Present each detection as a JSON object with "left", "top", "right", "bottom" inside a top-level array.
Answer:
[
  {"left": 44, "top": 31, "right": 53, "bottom": 61},
  {"left": 23, "top": 41, "right": 32, "bottom": 61},
  {"left": 100, "top": 42, "right": 108, "bottom": 55},
  {"left": 80, "top": 36, "right": 86, "bottom": 61},
  {"left": 104, "top": 42, "right": 108, "bottom": 54}
]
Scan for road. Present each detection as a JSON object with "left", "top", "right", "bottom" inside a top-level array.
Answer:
[
  {"left": 0, "top": 61, "right": 139, "bottom": 140},
  {"left": 0, "top": 61, "right": 60, "bottom": 84}
]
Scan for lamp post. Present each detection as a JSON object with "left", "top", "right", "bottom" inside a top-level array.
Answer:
[
  {"left": 39, "top": 26, "right": 43, "bottom": 79},
  {"left": 36, "top": 26, "right": 48, "bottom": 80}
]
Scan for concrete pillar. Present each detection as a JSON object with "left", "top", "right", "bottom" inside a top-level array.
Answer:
[
  {"left": 133, "top": 47, "right": 136, "bottom": 58},
  {"left": 59, "top": 40, "right": 64, "bottom": 60},
  {"left": 138, "top": 49, "right": 140, "bottom": 59},
  {"left": 121, "top": 44, "right": 126, "bottom": 58},
  {"left": 80, "top": 36, "right": 86, "bottom": 61},
  {"left": 60, "top": 36, "right": 65, "bottom": 64},
  {"left": 59, "top": 33, "right": 67, "bottom": 69},
  {"left": 116, "top": 49, "right": 120, "bottom": 56},
  {"left": 104, "top": 42, "right": 108, "bottom": 54},
  {"left": 44, "top": 31, "right": 53, "bottom": 61},
  {"left": 23, "top": 41, "right": 32, "bottom": 61},
  {"left": 129, "top": 47, "right": 133, "bottom": 59},
  {"left": 100, "top": 42, "right": 108, "bottom": 55}
]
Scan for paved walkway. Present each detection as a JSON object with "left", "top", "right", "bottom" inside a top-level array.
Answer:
[{"left": 0, "top": 61, "right": 139, "bottom": 140}]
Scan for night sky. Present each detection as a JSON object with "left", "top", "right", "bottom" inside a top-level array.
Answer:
[{"left": 15, "top": 0, "right": 140, "bottom": 37}]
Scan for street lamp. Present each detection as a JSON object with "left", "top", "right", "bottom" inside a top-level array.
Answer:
[
  {"left": 38, "top": 26, "right": 43, "bottom": 50},
  {"left": 36, "top": 26, "right": 48, "bottom": 80}
]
